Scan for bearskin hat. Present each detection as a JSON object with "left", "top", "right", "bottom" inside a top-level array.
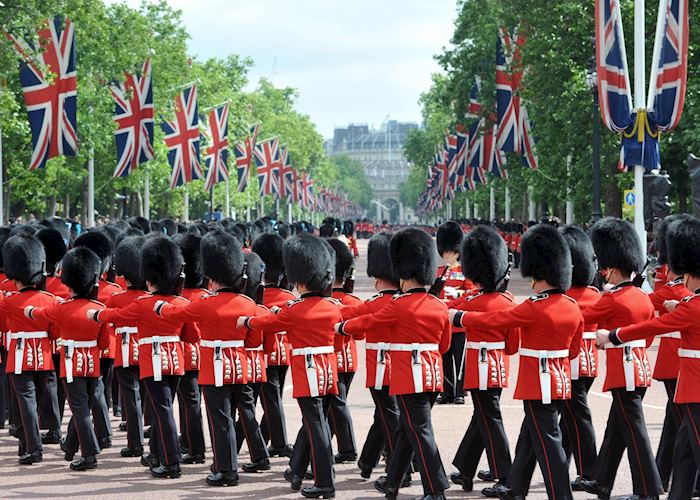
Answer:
[
  {"left": 74, "top": 230, "right": 113, "bottom": 275},
  {"left": 283, "top": 233, "right": 334, "bottom": 293},
  {"left": 560, "top": 225, "right": 597, "bottom": 288},
  {"left": 366, "top": 232, "right": 397, "bottom": 284},
  {"left": 243, "top": 252, "right": 264, "bottom": 300},
  {"left": 278, "top": 223, "right": 290, "bottom": 239},
  {"left": 655, "top": 214, "right": 685, "bottom": 265},
  {"left": 520, "top": 223, "right": 572, "bottom": 291},
  {"left": 590, "top": 217, "right": 644, "bottom": 276},
  {"left": 159, "top": 218, "right": 178, "bottom": 237},
  {"left": 140, "top": 236, "right": 184, "bottom": 295},
  {"left": 319, "top": 223, "right": 336, "bottom": 238},
  {"left": 149, "top": 221, "right": 164, "bottom": 235},
  {"left": 61, "top": 247, "right": 101, "bottom": 297},
  {"left": 200, "top": 229, "right": 244, "bottom": 289},
  {"left": 128, "top": 216, "right": 150, "bottom": 234},
  {"left": 342, "top": 220, "right": 354, "bottom": 237},
  {"left": 0, "top": 226, "right": 12, "bottom": 270},
  {"left": 252, "top": 233, "right": 285, "bottom": 285},
  {"left": 36, "top": 228, "right": 67, "bottom": 275},
  {"left": 389, "top": 228, "right": 437, "bottom": 286},
  {"left": 115, "top": 235, "right": 146, "bottom": 289},
  {"left": 436, "top": 221, "right": 463, "bottom": 256},
  {"left": 460, "top": 225, "right": 508, "bottom": 292},
  {"left": 10, "top": 225, "right": 38, "bottom": 237},
  {"left": 173, "top": 232, "right": 204, "bottom": 289},
  {"left": 327, "top": 238, "right": 354, "bottom": 282},
  {"left": 3, "top": 234, "right": 45, "bottom": 286},
  {"left": 667, "top": 216, "right": 700, "bottom": 277}
]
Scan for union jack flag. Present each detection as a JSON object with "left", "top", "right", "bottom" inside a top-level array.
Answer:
[
  {"left": 454, "top": 128, "right": 468, "bottom": 191},
  {"left": 518, "top": 104, "right": 538, "bottom": 170},
  {"left": 466, "top": 119, "right": 488, "bottom": 187},
  {"left": 203, "top": 104, "right": 230, "bottom": 191},
  {"left": 300, "top": 173, "right": 314, "bottom": 210},
  {"left": 483, "top": 124, "right": 507, "bottom": 178},
  {"left": 161, "top": 86, "right": 202, "bottom": 188},
  {"left": 110, "top": 59, "right": 154, "bottom": 178},
  {"left": 467, "top": 79, "right": 482, "bottom": 117},
  {"left": 279, "top": 145, "right": 296, "bottom": 198},
  {"left": 234, "top": 124, "right": 259, "bottom": 192},
  {"left": 254, "top": 137, "right": 281, "bottom": 197},
  {"left": 4, "top": 16, "right": 77, "bottom": 170},
  {"left": 495, "top": 31, "right": 518, "bottom": 153}
]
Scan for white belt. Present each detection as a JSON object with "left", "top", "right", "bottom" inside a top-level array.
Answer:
[
  {"left": 63, "top": 340, "right": 98, "bottom": 383},
  {"left": 467, "top": 341, "right": 506, "bottom": 390},
  {"left": 391, "top": 343, "right": 439, "bottom": 393},
  {"left": 582, "top": 332, "right": 597, "bottom": 340},
  {"left": 367, "top": 342, "right": 390, "bottom": 390},
  {"left": 116, "top": 327, "right": 138, "bottom": 368},
  {"left": 292, "top": 346, "right": 334, "bottom": 397},
  {"left": 519, "top": 348, "right": 569, "bottom": 404},
  {"left": 678, "top": 348, "right": 700, "bottom": 359},
  {"left": 11, "top": 332, "right": 48, "bottom": 375},
  {"left": 139, "top": 336, "right": 181, "bottom": 382},
  {"left": 658, "top": 331, "right": 682, "bottom": 339},
  {"left": 245, "top": 346, "right": 264, "bottom": 352},
  {"left": 604, "top": 340, "right": 646, "bottom": 391},
  {"left": 201, "top": 340, "right": 245, "bottom": 387}
]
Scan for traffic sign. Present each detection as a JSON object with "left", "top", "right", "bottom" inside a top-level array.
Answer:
[{"left": 624, "top": 189, "right": 635, "bottom": 206}]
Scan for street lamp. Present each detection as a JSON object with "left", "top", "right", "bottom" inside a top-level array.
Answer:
[{"left": 586, "top": 56, "right": 603, "bottom": 222}]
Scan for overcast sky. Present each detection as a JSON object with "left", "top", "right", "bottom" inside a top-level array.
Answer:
[{"left": 109, "top": 0, "right": 458, "bottom": 138}]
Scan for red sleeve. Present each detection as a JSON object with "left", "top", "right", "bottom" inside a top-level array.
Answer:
[
  {"left": 181, "top": 321, "right": 200, "bottom": 344},
  {"left": 0, "top": 299, "right": 8, "bottom": 332},
  {"left": 340, "top": 299, "right": 375, "bottom": 320},
  {"left": 581, "top": 293, "right": 616, "bottom": 325},
  {"left": 247, "top": 305, "right": 291, "bottom": 332},
  {"left": 504, "top": 327, "right": 520, "bottom": 355},
  {"left": 647, "top": 287, "right": 669, "bottom": 314},
  {"left": 617, "top": 300, "right": 695, "bottom": 342},
  {"left": 439, "top": 316, "right": 452, "bottom": 354},
  {"left": 459, "top": 300, "right": 536, "bottom": 330},
  {"left": 97, "top": 322, "right": 112, "bottom": 350},
  {"left": 159, "top": 299, "right": 205, "bottom": 322},
  {"left": 569, "top": 317, "right": 584, "bottom": 360},
  {"left": 343, "top": 299, "right": 398, "bottom": 335},
  {"left": 97, "top": 300, "right": 143, "bottom": 324},
  {"left": 29, "top": 303, "right": 61, "bottom": 324}
]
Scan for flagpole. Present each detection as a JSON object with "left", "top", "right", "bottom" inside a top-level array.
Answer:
[
  {"left": 505, "top": 186, "right": 511, "bottom": 221},
  {"left": 183, "top": 186, "right": 190, "bottom": 222},
  {"left": 465, "top": 197, "right": 471, "bottom": 219},
  {"left": 528, "top": 185, "right": 536, "bottom": 221},
  {"left": 489, "top": 186, "right": 496, "bottom": 221},
  {"left": 633, "top": 0, "right": 647, "bottom": 254},
  {"left": 88, "top": 151, "right": 95, "bottom": 227},
  {"left": 209, "top": 185, "right": 214, "bottom": 221},
  {"left": 275, "top": 196, "right": 280, "bottom": 218},
  {"left": 259, "top": 196, "right": 264, "bottom": 218},
  {"left": 288, "top": 198, "right": 292, "bottom": 225},
  {"left": 566, "top": 154, "right": 574, "bottom": 224},
  {"left": 144, "top": 172, "right": 150, "bottom": 219},
  {"left": 225, "top": 178, "right": 231, "bottom": 219}
]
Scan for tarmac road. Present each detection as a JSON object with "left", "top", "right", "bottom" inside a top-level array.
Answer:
[{"left": 0, "top": 238, "right": 669, "bottom": 499}]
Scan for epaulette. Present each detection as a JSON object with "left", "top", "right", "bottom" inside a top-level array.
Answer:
[
  {"left": 529, "top": 293, "right": 549, "bottom": 302},
  {"left": 38, "top": 290, "right": 56, "bottom": 298},
  {"left": 324, "top": 297, "right": 341, "bottom": 305},
  {"left": 136, "top": 294, "right": 151, "bottom": 301},
  {"left": 607, "top": 287, "right": 625, "bottom": 294},
  {"left": 499, "top": 291, "right": 515, "bottom": 302},
  {"left": 466, "top": 291, "right": 484, "bottom": 302},
  {"left": 392, "top": 292, "right": 408, "bottom": 300},
  {"left": 366, "top": 293, "right": 383, "bottom": 303},
  {"left": 89, "top": 299, "right": 106, "bottom": 307},
  {"left": 345, "top": 293, "right": 361, "bottom": 301},
  {"left": 667, "top": 278, "right": 685, "bottom": 287},
  {"left": 286, "top": 297, "right": 304, "bottom": 308},
  {"left": 681, "top": 294, "right": 699, "bottom": 303},
  {"left": 562, "top": 294, "right": 578, "bottom": 304},
  {"left": 239, "top": 294, "right": 256, "bottom": 304}
]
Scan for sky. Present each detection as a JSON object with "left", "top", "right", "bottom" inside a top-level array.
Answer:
[{"left": 109, "top": 0, "right": 458, "bottom": 138}]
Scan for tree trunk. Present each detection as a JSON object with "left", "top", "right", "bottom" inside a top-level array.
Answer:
[
  {"left": 604, "top": 161, "right": 622, "bottom": 218},
  {"left": 5, "top": 183, "right": 10, "bottom": 223},
  {"left": 47, "top": 194, "right": 57, "bottom": 218},
  {"left": 64, "top": 193, "right": 70, "bottom": 219},
  {"left": 81, "top": 178, "right": 88, "bottom": 227}
]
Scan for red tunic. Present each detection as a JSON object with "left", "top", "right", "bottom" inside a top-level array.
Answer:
[
  {"left": 582, "top": 283, "right": 655, "bottom": 391},
  {"left": 456, "top": 292, "right": 583, "bottom": 401},
  {"left": 246, "top": 293, "right": 340, "bottom": 398},
  {"left": 105, "top": 288, "right": 147, "bottom": 368},
  {"left": 332, "top": 289, "right": 363, "bottom": 373},
  {"left": 261, "top": 286, "right": 295, "bottom": 366},
  {"left": 566, "top": 286, "right": 602, "bottom": 379},
  {"left": 651, "top": 264, "right": 668, "bottom": 292},
  {"left": 179, "top": 288, "right": 210, "bottom": 371},
  {"left": 46, "top": 277, "right": 70, "bottom": 300},
  {"left": 437, "top": 264, "right": 474, "bottom": 336},
  {"left": 341, "top": 289, "right": 451, "bottom": 396},
  {"left": 0, "top": 278, "right": 18, "bottom": 293},
  {"left": 97, "top": 280, "right": 123, "bottom": 359},
  {"left": 245, "top": 304, "right": 268, "bottom": 383}
]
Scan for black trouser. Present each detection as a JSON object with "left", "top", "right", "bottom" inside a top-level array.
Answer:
[
  {"left": 11, "top": 371, "right": 51, "bottom": 454},
  {"left": 142, "top": 380, "right": 152, "bottom": 427},
  {"left": 0, "top": 366, "right": 7, "bottom": 428},
  {"left": 560, "top": 377, "right": 596, "bottom": 479},
  {"left": 235, "top": 383, "right": 269, "bottom": 462},
  {"left": 453, "top": 388, "right": 511, "bottom": 481},
  {"left": 359, "top": 386, "right": 400, "bottom": 469},
  {"left": 507, "top": 400, "right": 572, "bottom": 499},
  {"left": 513, "top": 251, "right": 521, "bottom": 269},
  {"left": 441, "top": 332, "right": 465, "bottom": 399},
  {"left": 593, "top": 388, "right": 663, "bottom": 497},
  {"left": 4, "top": 349, "right": 20, "bottom": 428},
  {"left": 202, "top": 384, "right": 245, "bottom": 473},
  {"left": 259, "top": 365, "right": 289, "bottom": 449},
  {"left": 38, "top": 354, "right": 63, "bottom": 432},
  {"left": 115, "top": 366, "right": 143, "bottom": 449},
  {"left": 656, "top": 378, "right": 683, "bottom": 488},
  {"left": 327, "top": 371, "right": 356, "bottom": 454},
  {"left": 290, "top": 396, "right": 335, "bottom": 489},
  {"left": 91, "top": 359, "right": 112, "bottom": 442},
  {"left": 63, "top": 377, "right": 100, "bottom": 458},
  {"left": 144, "top": 376, "right": 181, "bottom": 466},
  {"left": 386, "top": 392, "right": 449, "bottom": 496},
  {"left": 669, "top": 403, "right": 700, "bottom": 500},
  {"left": 176, "top": 370, "right": 205, "bottom": 457}
]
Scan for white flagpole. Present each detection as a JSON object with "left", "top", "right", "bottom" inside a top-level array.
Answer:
[
  {"left": 489, "top": 186, "right": 496, "bottom": 221},
  {"left": 288, "top": 198, "right": 292, "bottom": 224},
  {"left": 528, "top": 185, "right": 536, "bottom": 221},
  {"left": 88, "top": 151, "right": 95, "bottom": 227},
  {"left": 566, "top": 154, "right": 574, "bottom": 224},
  {"left": 183, "top": 186, "right": 190, "bottom": 222},
  {"left": 465, "top": 198, "right": 471, "bottom": 219},
  {"left": 505, "top": 186, "right": 511, "bottom": 221},
  {"left": 633, "top": 0, "right": 647, "bottom": 255},
  {"left": 144, "top": 172, "right": 150, "bottom": 219},
  {"left": 225, "top": 178, "right": 231, "bottom": 219}
]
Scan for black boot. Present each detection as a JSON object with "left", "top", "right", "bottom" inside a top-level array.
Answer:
[
  {"left": 241, "top": 457, "right": 271, "bottom": 472},
  {"left": 300, "top": 486, "right": 335, "bottom": 499},
  {"left": 268, "top": 444, "right": 294, "bottom": 457},
  {"left": 41, "top": 429, "right": 61, "bottom": 444},
  {"left": 181, "top": 452, "right": 205, "bottom": 464},
  {"left": 478, "top": 469, "right": 496, "bottom": 482},
  {"left": 580, "top": 478, "right": 612, "bottom": 500},
  {"left": 483, "top": 481, "right": 510, "bottom": 498},
  {"left": 120, "top": 446, "right": 144, "bottom": 457},
  {"left": 420, "top": 493, "right": 446, "bottom": 500},
  {"left": 140, "top": 452, "right": 159, "bottom": 468},
  {"left": 70, "top": 455, "right": 97, "bottom": 471},
  {"left": 206, "top": 470, "right": 239, "bottom": 486},
  {"left": 333, "top": 451, "right": 357, "bottom": 464},
  {"left": 60, "top": 439, "right": 75, "bottom": 462},
  {"left": 18, "top": 451, "right": 43, "bottom": 465},
  {"left": 284, "top": 467, "right": 303, "bottom": 491},
  {"left": 98, "top": 437, "right": 112, "bottom": 449},
  {"left": 151, "top": 463, "right": 181, "bottom": 479},
  {"left": 358, "top": 459, "right": 373, "bottom": 479}
]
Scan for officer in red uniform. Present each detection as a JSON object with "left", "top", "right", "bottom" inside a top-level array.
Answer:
[
  {"left": 25, "top": 247, "right": 112, "bottom": 471},
  {"left": 451, "top": 223, "right": 581, "bottom": 500},
  {"left": 107, "top": 235, "right": 147, "bottom": 458},
  {"left": 0, "top": 226, "right": 14, "bottom": 432},
  {"left": 240, "top": 233, "right": 339, "bottom": 499},
  {"left": 435, "top": 221, "right": 472, "bottom": 405},
  {"left": 580, "top": 218, "right": 663, "bottom": 500},
  {"left": 252, "top": 232, "right": 294, "bottom": 457},
  {"left": 596, "top": 216, "right": 700, "bottom": 500},
  {"left": 172, "top": 232, "right": 206, "bottom": 465},
  {"left": 447, "top": 225, "right": 518, "bottom": 494},
  {"left": 88, "top": 236, "right": 200, "bottom": 479},
  {"left": 339, "top": 232, "right": 400, "bottom": 480},
  {"left": 327, "top": 237, "right": 361, "bottom": 464},
  {"left": 558, "top": 226, "right": 601, "bottom": 490},
  {"left": 0, "top": 235, "right": 58, "bottom": 464},
  {"left": 155, "top": 229, "right": 258, "bottom": 486},
  {"left": 337, "top": 228, "right": 451, "bottom": 500}
]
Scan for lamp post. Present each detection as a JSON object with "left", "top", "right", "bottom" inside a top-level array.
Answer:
[{"left": 586, "top": 60, "right": 603, "bottom": 222}]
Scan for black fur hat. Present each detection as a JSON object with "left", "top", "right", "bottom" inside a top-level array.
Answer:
[
  {"left": 115, "top": 235, "right": 146, "bottom": 289},
  {"left": 590, "top": 217, "right": 644, "bottom": 276},
  {"left": 150, "top": 221, "right": 165, "bottom": 235},
  {"left": 252, "top": 233, "right": 285, "bottom": 285},
  {"left": 74, "top": 230, "right": 113, "bottom": 275},
  {"left": 560, "top": 226, "right": 597, "bottom": 288},
  {"left": 200, "top": 229, "right": 244, "bottom": 289},
  {"left": 128, "top": 216, "right": 150, "bottom": 234},
  {"left": 61, "top": 247, "right": 101, "bottom": 297},
  {"left": 173, "top": 232, "right": 204, "bottom": 289},
  {"left": 389, "top": 228, "right": 438, "bottom": 286},
  {"left": 319, "top": 223, "right": 336, "bottom": 238},
  {"left": 159, "top": 218, "right": 178, "bottom": 237},
  {"left": 437, "top": 221, "right": 463, "bottom": 256},
  {"left": 243, "top": 252, "right": 264, "bottom": 300},
  {"left": 3, "top": 234, "right": 46, "bottom": 286},
  {"left": 667, "top": 216, "right": 700, "bottom": 277},
  {"left": 327, "top": 238, "right": 354, "bottom": 283},
  {"left": 520, "top": 223, "right": 572, "bottom": 291},
  {"left": 460, "top": 225, "right": 508, "bottom": 292},
  {"left": 367, "top": 232, "right": 397, "bottom": 284},
  {"left": 283, "top": 233, "right": 334, "bottom": 293},
  {"left": 36, "top": 228, "right": 67, "bottom": 275},
  {"left": 655, "top": 214, "right": 686, "bottom": 265},
  {"left": 0, "top": 226, "right": 12, "bottom": 270},
  {"left": 141, "top": 236, "right": 184, "bottom": 295}
]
